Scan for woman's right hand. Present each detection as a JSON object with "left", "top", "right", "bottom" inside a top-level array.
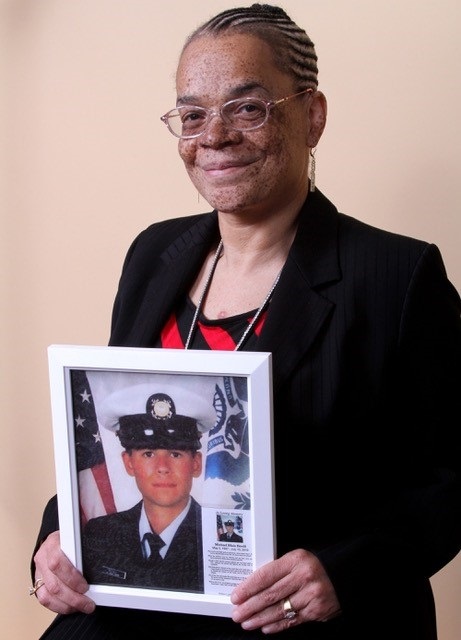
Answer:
[{"left": 33, "top": 531, "right": 96, "bottom": 614}]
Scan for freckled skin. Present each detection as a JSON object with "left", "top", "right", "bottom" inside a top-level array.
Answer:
[{"left": 176, "top": 34, "right": 326, "bottom": 220}]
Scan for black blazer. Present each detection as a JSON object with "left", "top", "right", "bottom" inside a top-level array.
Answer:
[
  {"left": 35, "top": 189, "right": 461, "bottom": 639},
  {"left": 82, "top": 498, "right": 203, "bottom": 592}
]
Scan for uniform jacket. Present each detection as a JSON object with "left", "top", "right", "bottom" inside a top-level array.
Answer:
[
  {"left": 82, "top": 498, "right": 203, "bottom": 592},
  {"left": 219, "top": 532, "right": 244, "bottom": 543},
  {"left": 35, "top": 189, "right": 461, "bottom": 639}
]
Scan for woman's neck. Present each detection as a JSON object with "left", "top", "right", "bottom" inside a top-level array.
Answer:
[
  {"left": 215, "top": 198, "right": 304, "bottom": 273},
  {"left": 189, "top": 205, "right": 303, "bottom": 320}
]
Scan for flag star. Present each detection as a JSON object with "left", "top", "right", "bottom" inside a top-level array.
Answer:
[
  {"left": 80, "top": 389, "right": 92, "bottom": 403},
  {"left": 93, "top": 431, "right": 101, "bottom": 444},
  {"left": 75, "top": 415, "right": 86, "bottom": 428}
]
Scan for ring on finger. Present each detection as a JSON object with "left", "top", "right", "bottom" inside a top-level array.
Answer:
[
  {"left": 29, "top": 577, "right": 45, "bottom": 596},
  {"left": 282, "top": 596, "right": 297, "bottom": 620}
]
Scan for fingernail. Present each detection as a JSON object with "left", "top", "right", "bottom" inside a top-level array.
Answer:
[{"left": 84, "top": 601, "right": 96, "bottom": 614}]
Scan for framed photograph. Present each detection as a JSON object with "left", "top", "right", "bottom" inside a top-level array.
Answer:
[{"left": 48, "top": 344, "right": 275, "bottom": 617}]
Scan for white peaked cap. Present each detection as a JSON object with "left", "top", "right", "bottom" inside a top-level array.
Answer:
[{"left": 87, "top": 370, "right": 219, "bottom": 434}]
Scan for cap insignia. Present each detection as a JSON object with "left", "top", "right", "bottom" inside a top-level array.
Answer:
[{"left": 149, "top": 397, "right": 173, "bottom": 420}]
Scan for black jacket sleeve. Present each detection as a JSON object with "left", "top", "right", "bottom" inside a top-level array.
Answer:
[{"left": 30, "top": 494, "right": 59, "bottom": 580}]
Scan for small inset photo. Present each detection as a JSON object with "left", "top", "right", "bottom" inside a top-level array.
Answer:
[{"left": 217, "top": 513, "right": 244, "bottom": 543}]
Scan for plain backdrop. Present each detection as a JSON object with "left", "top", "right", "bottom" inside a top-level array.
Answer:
[{"left": 1, "top": 1, "right": 460, "bottom": 638}]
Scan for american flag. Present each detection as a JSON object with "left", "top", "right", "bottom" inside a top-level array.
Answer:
[{"left": 71, "top": 369, "right": 116, "bottom": 525}]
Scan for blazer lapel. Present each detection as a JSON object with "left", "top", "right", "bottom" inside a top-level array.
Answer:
[{"left": 257, "top": 190, "right": 341, "bottom": 392}]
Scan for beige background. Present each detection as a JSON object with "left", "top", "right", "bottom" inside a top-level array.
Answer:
[{"left": 2, "top": 1, "right": 460, "bottom": 638}]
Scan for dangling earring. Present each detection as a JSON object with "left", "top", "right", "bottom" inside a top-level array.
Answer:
[{"left": 309, "top": 148, "right": 316, "bottom": 192}]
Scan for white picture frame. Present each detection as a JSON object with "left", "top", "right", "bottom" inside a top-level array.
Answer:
[{"left": 48, "top": 344, "right": 275, "bottom": 618}]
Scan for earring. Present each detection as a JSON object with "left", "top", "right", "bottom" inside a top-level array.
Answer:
[{"left": 309, "top": 148, "right": 316, "bottom": 192}]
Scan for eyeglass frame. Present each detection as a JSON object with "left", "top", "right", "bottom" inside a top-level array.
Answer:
[{"left": 160, "top": 88, "right": 313, "bottom": 139}]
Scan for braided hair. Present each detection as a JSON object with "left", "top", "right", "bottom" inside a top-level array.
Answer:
[{"left": 183, "top": 4, "right": 318, "bottom": 89}]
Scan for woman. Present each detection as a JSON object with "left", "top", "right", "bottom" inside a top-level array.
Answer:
[{"left": 32, "top": 4, "right": 461, "bottom": 639}]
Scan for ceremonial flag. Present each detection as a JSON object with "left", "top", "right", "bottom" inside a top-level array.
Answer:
[
  {"left": 204, "top": 376, "right": 251, "bottom": 510},
  {"left": 71, "top": 369, "right": 116, "bottom": 525}
]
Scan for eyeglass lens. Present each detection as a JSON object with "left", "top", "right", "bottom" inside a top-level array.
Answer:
[{"left": 166, "top": 98, "right": 269, "bottom": 138}]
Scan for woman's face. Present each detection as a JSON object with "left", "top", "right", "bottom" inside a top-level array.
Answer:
[{"left": 175, "top": 33, "right": 325, "bottom": 217}]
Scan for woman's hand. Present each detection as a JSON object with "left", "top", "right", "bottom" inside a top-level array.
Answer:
[
  {"left": 231, "top": 548, "right": 341, "bottom": 634},
  {"left": 32, "top": 531, "right": 95, "bottom": 615}
]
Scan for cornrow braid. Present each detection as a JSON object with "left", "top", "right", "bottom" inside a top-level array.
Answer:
[{"left": 183, "top": 3, "right": 318, "bottom": 89}]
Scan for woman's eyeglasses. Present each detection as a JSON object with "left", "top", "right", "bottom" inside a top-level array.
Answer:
[{"left": 160, "top": 88, "right": 313, "bottom": 139}]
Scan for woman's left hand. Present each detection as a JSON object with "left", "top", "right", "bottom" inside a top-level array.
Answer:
[{"left": 231, "top": 548, "right": 341, "bottom": 634}]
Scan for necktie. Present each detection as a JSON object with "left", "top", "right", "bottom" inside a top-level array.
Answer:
[{"left": 142, "top": 532, "right": 165, "bottom": 560}]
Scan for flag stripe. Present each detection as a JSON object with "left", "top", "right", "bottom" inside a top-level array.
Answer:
[
  {"left": 92, "top": 462, "right": 117, "bottom": 514},
  {"left": 78, "top": 468, "right": 106, "bottom": 525}
]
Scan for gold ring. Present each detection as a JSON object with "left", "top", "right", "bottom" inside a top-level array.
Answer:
[
  {"left": 282, "top": 596, "right": 297, "bottom": 620},
  {"left": 29, "top": 577, "right": 44, "bottom": 596}
]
